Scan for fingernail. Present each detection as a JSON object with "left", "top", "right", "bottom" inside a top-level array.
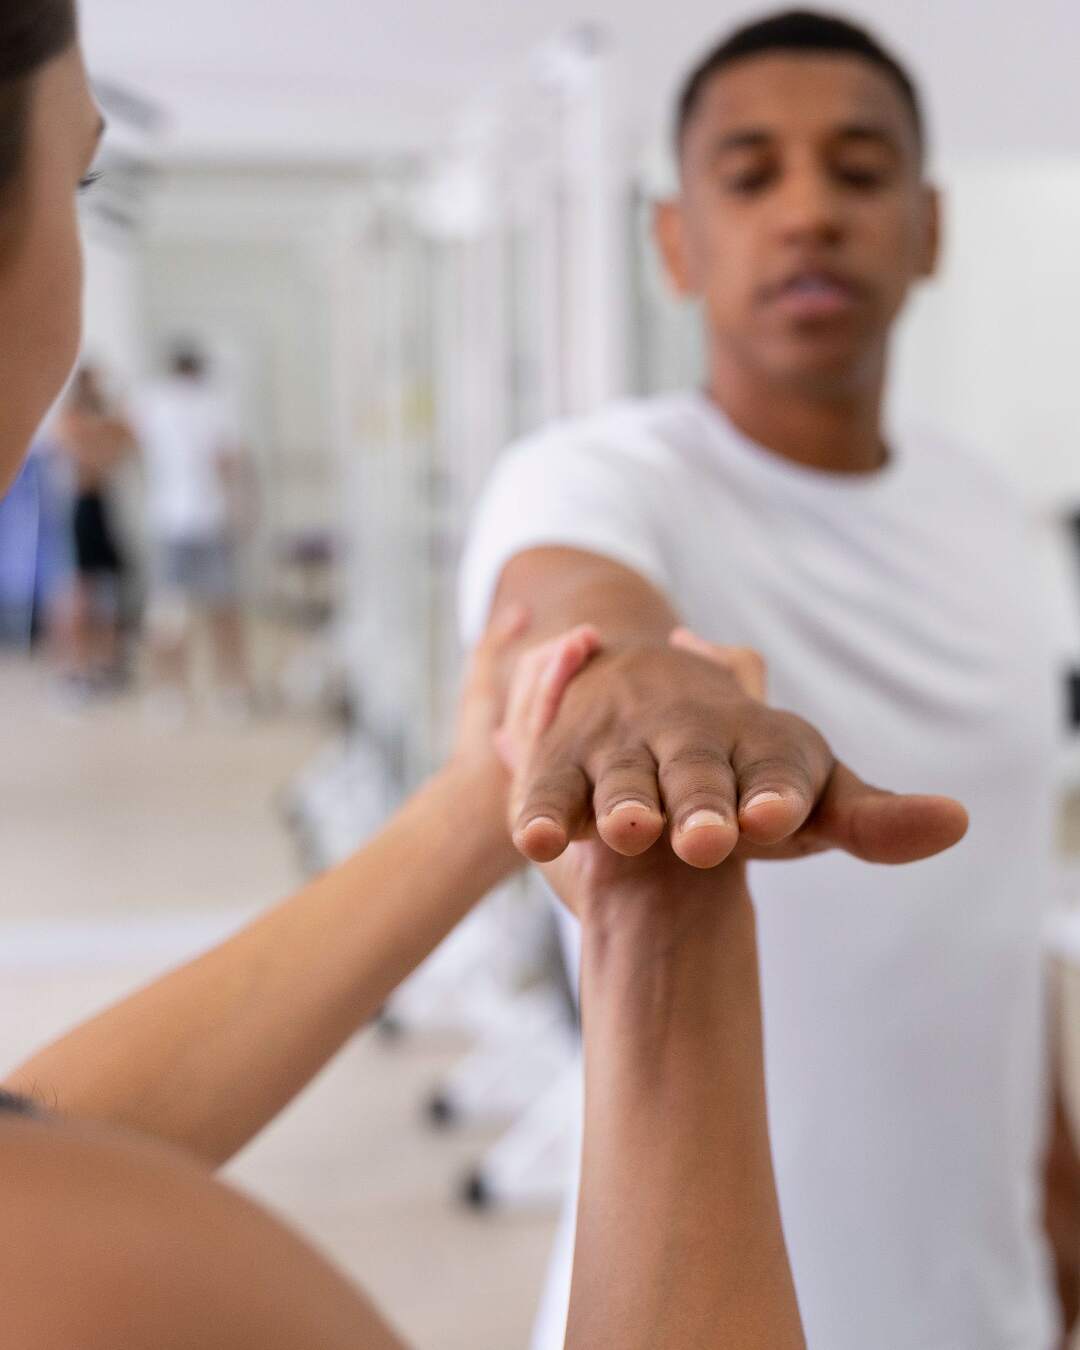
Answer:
[
  {"left": 682, "top": 810, "right": 727, "bottom": 833},
  {"left": 743, "top": 791, "right": 784, "bottom": 812},
  {"left": 526, "top": 815, "right": 561, "bottom": 833},
  {"left": 607, "top": 799, "right": 655, "bottom": 817}
]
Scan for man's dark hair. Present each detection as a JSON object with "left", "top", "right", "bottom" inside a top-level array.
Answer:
[
  {"left": 0, "top": 1, "right": 77, "bottom": 196},
  {"left": 675, "top": 9, "right": 925, "bottom": 157}
]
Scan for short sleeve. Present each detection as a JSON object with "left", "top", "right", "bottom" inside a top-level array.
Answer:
[{"left": 458, "top": 424, "right": 673, "bottom": 643}]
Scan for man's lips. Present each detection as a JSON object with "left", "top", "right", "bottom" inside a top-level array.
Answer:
[{"left": 762, "top": 269, "right": 865, "bottom": 319}]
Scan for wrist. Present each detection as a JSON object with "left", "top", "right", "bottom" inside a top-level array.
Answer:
[
  {"left": 578, "top": 866, "right": 760, "bottom": 1077},
  {"left": 431, "top": 754, "right": 523, "bottom": 881},
  {"left": 441, "top": 746, "right": 506, "bottom": 788},
  {"left": 578, "top": 861, "right": 751, "bottom": 949}
]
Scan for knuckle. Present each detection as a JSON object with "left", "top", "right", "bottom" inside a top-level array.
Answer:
[
  {"left": 660, "top": 764, "right": 737, "bottom": 810},
  {"left": 737, "top": 751, "right": 813, "bottom": 790},
  {"left": 745, "top": 707, "right": 828, "bottom": 758},
  {"left": 662, "top": 742, "right": 732, "bottom": 774},
  {"left": 664, "top": 784, "right": 736, "bottom": 814},
  {"left": 591, "top": 747, "right": 655, "bottom": 781},
  {"left": 780, "top": 708, "right": 828, "bottom": 747},
  {"left": 520, "top": 767, "right": 585, "bottom": 812}
]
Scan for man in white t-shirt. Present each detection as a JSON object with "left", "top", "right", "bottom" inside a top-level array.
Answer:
[
  {"left": 133, "top": 345, "right": 252, "bottom": 708},
  {"left": 461, "top": 10, "right": 1080, "bottom": 1349}
]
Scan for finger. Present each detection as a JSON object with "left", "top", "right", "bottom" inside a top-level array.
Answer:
[
  {"left": 530, "top": 626, "right": 601, "bottom": 742},
  {"left": 493, "top": 725, "right": 515, "bottom": 769},
  {"left": 502, "top": 642, "right": 558, "bottom": 756},
  {"left": 814, "top": 763, "right": 970, "bottom": 864},
  {"left": 500, "top": 627, "right": 601, "bottom": 771},
  {"left": 733, "top": 715, "right": 831, "bottom": 846},
  {"left": 656, "top": 743, "right": 741, "bottom": 869},
  {"left": 591, "top": 746, "right": 666, "bottom": 857},
  {"left": 512, "top": 761, "right": 592, "bottom": 863},
  {"left": 669, "top": 628, "right": 768, "bottom": 701}
]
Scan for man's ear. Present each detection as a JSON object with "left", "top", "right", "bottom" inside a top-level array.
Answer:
[
  {"left": 654, "top": 197, "right": 697, "bottom": 297},
  {"left": 917, "top": 184, "right": 942, "bottom": 280}
]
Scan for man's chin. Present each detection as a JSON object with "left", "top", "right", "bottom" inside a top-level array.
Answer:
[{"left": 763, "top": 336, "right": 884, "bottom": 397}]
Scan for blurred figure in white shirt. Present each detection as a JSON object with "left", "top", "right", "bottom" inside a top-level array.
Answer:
[{"left": 133, "top": 344, "right": 254, "bottom": 717}]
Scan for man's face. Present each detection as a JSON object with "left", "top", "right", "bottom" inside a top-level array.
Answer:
[{"left": 658, "top": 52, "right": 939, "bottom": 393}]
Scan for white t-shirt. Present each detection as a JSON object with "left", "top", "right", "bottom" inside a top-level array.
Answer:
[
  {"left": 460, "top": 391, "right": 1060, "bottom": 1350},
  {"left": 133, "top": 377, "right": 240, "bottom": 542}
]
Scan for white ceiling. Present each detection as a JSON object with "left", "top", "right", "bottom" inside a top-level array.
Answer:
[{"left": 80, "top": 0, "right": 1080, "bottom": 163}]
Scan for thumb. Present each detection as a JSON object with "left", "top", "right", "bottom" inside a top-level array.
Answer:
[{"left": 815, "top": 763, "right": 969, "bottom": 865}]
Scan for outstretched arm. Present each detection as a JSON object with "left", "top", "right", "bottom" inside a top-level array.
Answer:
[
  {"left": 493, "top": 548, "right": 968, "bottom": 873},
  {"left": 0, "top": 856, "right": 802, "bottom": 1350},
  {"left": 2, "top": 609, "right": 595, "bottom": 1168},
  {"left": 4, "top": 765, "right": 509, "bottom": 1166}
]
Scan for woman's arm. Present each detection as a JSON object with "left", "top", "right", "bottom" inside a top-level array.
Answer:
[
  {"left": 4, "top": 626, "right": 806, "bottom": 1349},
  {"left": 3, "top": 609, "right": 595, "bottom": 1168},
  {"left": 4, "top": 760, "right": 511, "bottom": 1166}
]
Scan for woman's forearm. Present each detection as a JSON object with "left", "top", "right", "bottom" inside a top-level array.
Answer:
[
  {"left": 567, "top": 870, "right": 805, "bottom": 1350},
  {"left": 5, "top": 758, "right": 518, "bottom": 1167}
]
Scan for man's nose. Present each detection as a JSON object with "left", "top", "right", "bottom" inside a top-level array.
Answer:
[{"left": 772, "top": 163, "right": 846, "bottom": 247}]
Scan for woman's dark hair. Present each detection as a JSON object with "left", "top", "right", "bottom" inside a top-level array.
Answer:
[{"left": 0, "top": 1, "right": 78, "bottom": 194}]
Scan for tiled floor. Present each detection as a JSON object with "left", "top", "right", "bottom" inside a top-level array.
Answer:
[{"left": 0, "top": 655, "right": 556, "bottom": 1350}]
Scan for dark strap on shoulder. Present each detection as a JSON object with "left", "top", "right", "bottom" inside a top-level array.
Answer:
[{"left": 0, "top": 1089, "right": 38, "bottom": 1117}]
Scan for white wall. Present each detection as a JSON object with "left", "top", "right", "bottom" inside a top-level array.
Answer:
[{"left": 891, "top": 157, "right": 1080, "bottom": 510}]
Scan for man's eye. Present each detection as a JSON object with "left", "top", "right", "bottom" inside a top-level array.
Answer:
[
  {"left": 836, "top": 166, "right": 888, "bottom": 191},
  {"left": 725, "top": 169, "right": 773, "bottom": 195}
]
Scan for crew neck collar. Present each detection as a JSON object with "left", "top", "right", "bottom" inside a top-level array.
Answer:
[{"left": 687, "top": 388, "right": 902, "bottom": 494}]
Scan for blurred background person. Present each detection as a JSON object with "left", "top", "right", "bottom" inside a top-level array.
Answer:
[
  {"left": 0, "top": 452, "right": 43, "bottom": 646},
  {"left": 132, "top": 343, "right": 255, "bottom": 719},
  {"left": 53, "top": 364, "right": 134, "bottom": 698},
  {"left": 0, "top": 432, "right": 77, "bottom": 664}
]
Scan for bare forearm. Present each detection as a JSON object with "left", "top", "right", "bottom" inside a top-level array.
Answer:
[
  {"left": 6, "top": 760, "right": 517, "bottom": 1168},
  {"left": 567, "top": 873, "right": 804, "bottom": 1350},
  {"left": 494, "top": 548, "right": 680, "bottom": 647}
]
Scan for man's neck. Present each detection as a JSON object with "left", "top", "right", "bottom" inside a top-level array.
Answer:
[{"left": 706, "top": 350, "right": 888, "bottom": 476}]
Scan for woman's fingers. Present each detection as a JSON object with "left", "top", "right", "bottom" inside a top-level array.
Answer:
[
  {"left": 499, "top": 625, "right": 601, "bottom": 770},
  {"left": 453, "top": 603, "right": 531, "bottom": 757}
]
